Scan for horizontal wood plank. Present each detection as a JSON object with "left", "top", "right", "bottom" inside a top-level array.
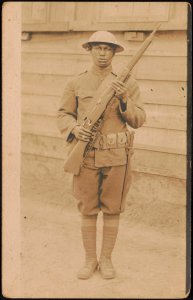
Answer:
[
  {"left": 21, "top": 113, "right": 187, "bottom": 154},
  {"left": 22, "top": 94, "right": 60, "bottom": 116},
  {"left": 144, "top": 104, "right": 186, "bottom": 131},
  {"left": 22, "top": 21, "right": 188, "bottom": 32},
  {"left": 22, "top": 73, "right": 187, "bottom": 106},
  {"left": 70, "top": 20, "right": 187, "bottom": 31},
  {"left": 138, "top": 80, "right": 187, "bottom": 106},
  {"left": 114, "top": 56, "right": 187, "bottom": 81},
  {"left": 22, "top": 113, "right": 59, "bottom": 137},
  {"left": 22, "top": 73, "right": 70, "bottom": 96},
  {"left": 133, "top": 126, "right": 186, "bottom": 154},
  {"left": 21, "top": 133, "right": 186, "bottom": 179},
  {"left": 132, "top": 148, "right": 186, "bottom": 179},
  {"left": 21, "top": 52, "right": 187, "bottom": 81},
  {"left": 22, "top": 95, "right": 187, "bottom": 131},
  {"left": 22, "top": 23, "right": 70, "bottom": 32},
  {"left": 21, "top": 31, "right": 187, "bottom": 57}
]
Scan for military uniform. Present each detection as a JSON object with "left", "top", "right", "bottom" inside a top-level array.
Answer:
[
  {"left": 57, "top": 64, "right": 146, "bottom": 215},
  {"left": 57, "top": 30, "right": 147, "bottom": 280}
]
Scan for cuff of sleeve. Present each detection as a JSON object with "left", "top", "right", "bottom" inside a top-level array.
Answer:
[
  {"left": 120, "top": 100, "right": 127, "bottom": 112},
  {"left": 66, "top": 123, "right": 78, "bottom": 142},
  {"left": 119, "top": 97, "right": 133, "bottom": 114}
]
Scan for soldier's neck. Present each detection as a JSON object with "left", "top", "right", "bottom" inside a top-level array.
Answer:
[{"left": 91, "top": 64, "right": 112, "bottom": 76}]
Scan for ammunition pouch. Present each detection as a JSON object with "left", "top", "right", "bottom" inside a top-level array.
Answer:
[
  {"left": 93, "top": 131, "right": 132, "bottom": 150},
  {"left": 93, "top": 131, "right": 134, "bottom": 168}
]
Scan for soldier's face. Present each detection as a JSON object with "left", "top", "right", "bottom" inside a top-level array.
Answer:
[{"left": 90, "top": 43, "right": 115, "bottom": 68}]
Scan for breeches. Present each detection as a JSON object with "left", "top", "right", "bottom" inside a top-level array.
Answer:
[{"left": 73, "top": 152, "right": 132, "bottom": 215}]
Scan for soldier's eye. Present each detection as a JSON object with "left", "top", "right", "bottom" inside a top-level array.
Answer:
[
  {"left": 105, "top": 47, "right": 113, "bottom": 52},
  {"left": 92, "top": 46, "right": 113, "bottom": 53},
  {"left": 93, "top": 46, "right": 100, "bottom": 51}
]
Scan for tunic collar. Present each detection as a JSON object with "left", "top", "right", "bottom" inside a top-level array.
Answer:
[{"left": 90, "top": 64, "right": 113, "bottom": 78}]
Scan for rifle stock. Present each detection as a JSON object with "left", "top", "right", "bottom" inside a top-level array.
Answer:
[
  {"left": 63, "top": 23, "right": 161, "bottom": 175},
  {"left": 64, "top": 140, "right": 87, "bottom": 175}
]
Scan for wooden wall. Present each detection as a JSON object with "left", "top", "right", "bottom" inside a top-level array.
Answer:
[{"left": 21, "top": 2, "right": 188, "bottom": 206}]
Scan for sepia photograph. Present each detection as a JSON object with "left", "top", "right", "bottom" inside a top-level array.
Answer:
[{"left": 2, "top": 2, "right": 190, "bottom": 298}]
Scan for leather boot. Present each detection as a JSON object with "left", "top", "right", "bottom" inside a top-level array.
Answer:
[
  {"left": 98, "top": 257, "right": 116, "bottom": 279},
  {"left": 77, "top": 259, "right": 98, "bottom": 279}
]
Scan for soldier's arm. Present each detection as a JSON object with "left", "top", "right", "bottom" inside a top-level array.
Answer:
[
  {"left": 118, "top": 76, "right": 146, "bottom": 129},
  {"left": 57, "top": 78, "right": 78, "bottom": 142}
]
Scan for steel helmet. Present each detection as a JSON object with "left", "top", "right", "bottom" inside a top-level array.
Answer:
[{"left": 82, "top": 31, "right": 124, "bottom": 53}]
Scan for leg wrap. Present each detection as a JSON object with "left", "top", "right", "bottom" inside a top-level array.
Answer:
[
  {"left": 100, "top": 213, "right": 120, "bottom": 259},
  {"left": 81, "top": 214, "right": 98, "bottom": 262}
]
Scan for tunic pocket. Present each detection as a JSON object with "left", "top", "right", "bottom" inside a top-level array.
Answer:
[
  {"left": 77, "top": 89, "right": 96, "bottom": 116},
  {"left": 83, "top": 149, "right": 97, "bottom": 169},
  {"left": 77, "top": 89, "right": 95, "bottom": 101},
  {"left": 94, "top": 148, "right": 127, "bottom": 167}
]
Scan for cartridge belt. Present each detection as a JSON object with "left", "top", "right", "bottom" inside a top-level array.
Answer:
[{"left": 93, "top": 131, "right": 132, "bottom": 150}]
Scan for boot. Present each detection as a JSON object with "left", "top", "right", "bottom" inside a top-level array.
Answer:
[
  {"left": 98, "top": 257, "right": 115, "bottom": 279},
  {"left": 99, "top": 213, "right": 120, "bottom": 279},
  {"left": 77, "top": 214, "right": 98, "bottom": 279},
  {"left": 77, "top": 260, "right": 98, "bottom": 280}
]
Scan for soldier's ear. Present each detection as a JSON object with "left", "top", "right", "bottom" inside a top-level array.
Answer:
[
  {"left": 113, "top": 46, "right": 117, "bottom": 55},
  {"left": 111, "top": 46, "right": 116, "bottom": 55},
  {"left": 112, "top": 49, "right": 116, "bottom": 56},
  {"left": 86, "top": 45, "right": 92, "bottom": 52}
]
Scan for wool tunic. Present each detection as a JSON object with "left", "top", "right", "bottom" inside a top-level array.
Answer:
[{"left": 57, "top": 64, "right": 146, "bottom": 215}]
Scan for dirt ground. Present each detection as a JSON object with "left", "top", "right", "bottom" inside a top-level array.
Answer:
[{"left": 20, "top": 172, "right": 186, "bottom": 299}]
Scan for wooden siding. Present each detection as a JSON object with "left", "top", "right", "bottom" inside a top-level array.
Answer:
[
  {"left": 22, "top": 2, "right": 187, "bottom": 31},
  {"left": 21, "top": 2, "right": 188, "bottom": 205},
  {"left": 21, "top": 52, "right": 187, "bottom": 81}
]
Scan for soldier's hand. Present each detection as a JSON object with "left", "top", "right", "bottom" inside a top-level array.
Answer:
[
  {"left": 72, "top": 125, "right": 92, "bottom": 142},
  {"left": 111, "top": 80, "right": 128, "bottom": 102}
]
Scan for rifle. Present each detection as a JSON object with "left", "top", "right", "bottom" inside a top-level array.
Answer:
[{"left": 63, "top": 23, "right": 161, "bottom": 175}]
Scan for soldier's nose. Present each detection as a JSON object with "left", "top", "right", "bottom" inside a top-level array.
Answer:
[{"left": 99, "top": 49, "right": 105, "bottom": 55}]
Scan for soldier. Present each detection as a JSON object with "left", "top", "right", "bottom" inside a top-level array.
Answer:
[{"left": 57, "top": 31, "right": 146, "bottom": 279}]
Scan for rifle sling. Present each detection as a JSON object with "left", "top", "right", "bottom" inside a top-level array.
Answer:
[
  {"left": 94, "top": 72, "right": 116, "bottom": 99},
  {"left": 83, "top": 72, "right": 117, "bottom": 160}
]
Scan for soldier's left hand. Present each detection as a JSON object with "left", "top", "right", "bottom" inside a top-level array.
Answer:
[{"left": 111, "top": 80, "right": 128, "bottom": 101}]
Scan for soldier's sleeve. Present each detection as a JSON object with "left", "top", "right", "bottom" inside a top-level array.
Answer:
[
  {"left": 119, "top": 75, "right": 146, "bottom": 128},
  {"left": 57, "top": 78, "right": 78, "bottom": 142}
]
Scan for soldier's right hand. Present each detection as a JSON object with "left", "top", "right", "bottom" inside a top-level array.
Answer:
[{"left": 72, "top": 125, "right": 92, "bottom": 142}]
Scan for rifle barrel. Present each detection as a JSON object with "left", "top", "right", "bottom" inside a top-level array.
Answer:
[{"left": 125, "top": 23, "right": 161, "bottom": 72}]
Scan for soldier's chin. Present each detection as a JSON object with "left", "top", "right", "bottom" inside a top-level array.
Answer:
[{"left": 98, "top": 60, "right": 108, "bottom": 67}]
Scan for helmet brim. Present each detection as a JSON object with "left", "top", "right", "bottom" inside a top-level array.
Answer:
[{"left": 82, "top": 42, "right": 124, "bottom": 53}]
